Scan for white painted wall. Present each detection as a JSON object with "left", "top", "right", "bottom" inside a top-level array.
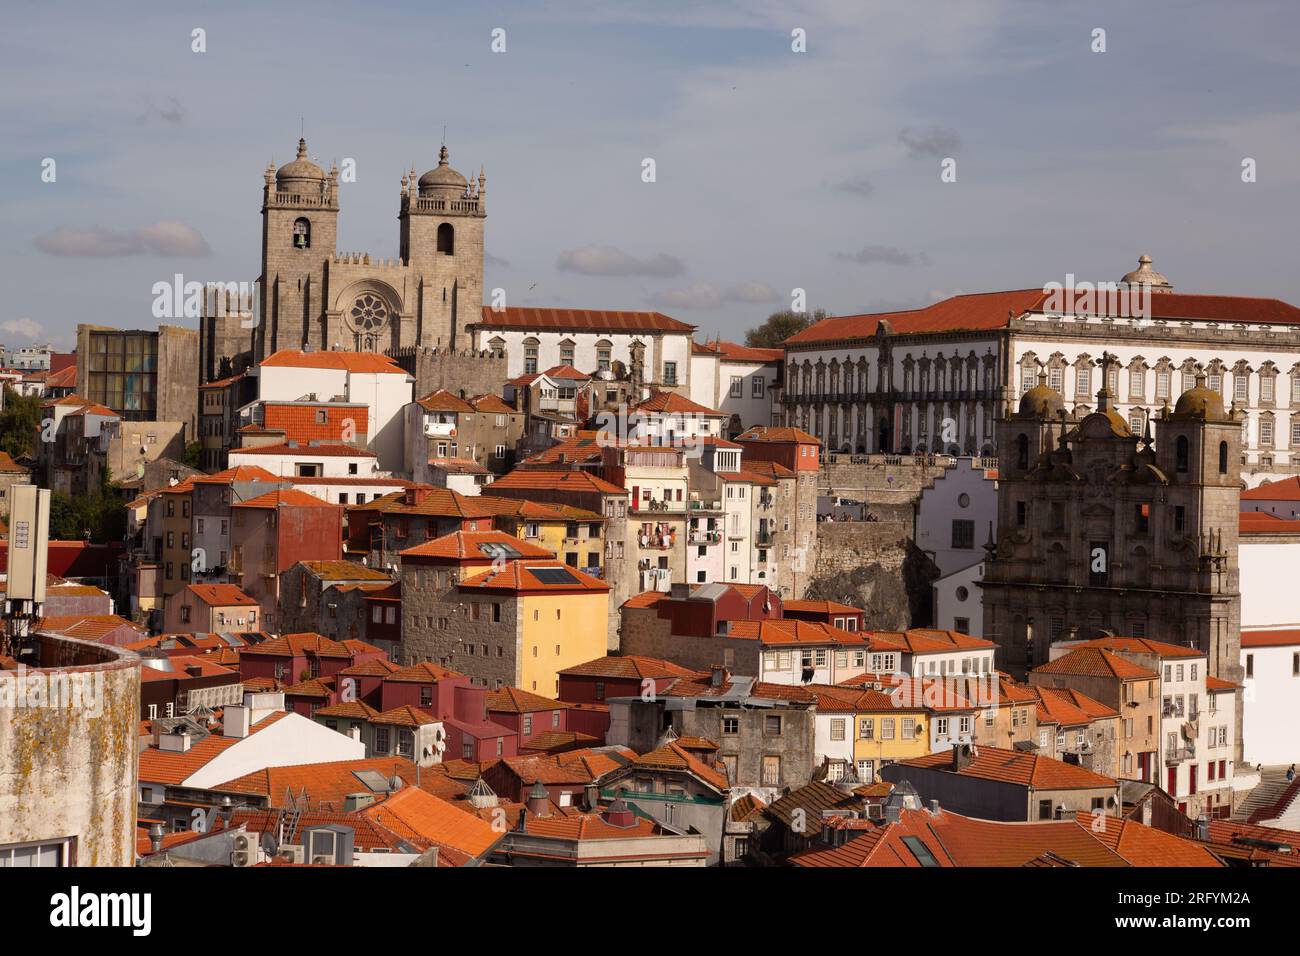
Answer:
[
  {"left": 916, "top": 458, "right": 998, "bottom": 578},
  {"left": 1241, "top": 637, "right": 1300, "bottom": 766},
  {"left": 182, "top": 712, "right": 365, "bottom": 789},
  {"left": 1240, "top": 539, "right": 1300, "bottom": 628},
  {"left": 933, "top": 560, "right": 985, "bottom": 637}
]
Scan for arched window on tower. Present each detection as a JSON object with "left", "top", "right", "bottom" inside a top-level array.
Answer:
[
  {"left": 293, "top": 218, "right": 311, "bottom": 249},
  {"left": 1016, "top": 433, "right": 1029, "bottom": 471},
  {"left": 1176, "top": 436, "right": 1189, "bottom": 473},
  {"left": 1219, "top": 440, "right": 1228, "bottom": 474},
  {"left": 437, "top": 222, "right": 454, "bottom": 255}
]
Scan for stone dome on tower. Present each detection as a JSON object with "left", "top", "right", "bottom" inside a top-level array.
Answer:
[
  {"left": 1120, "top": 254, "right": 1172, "bottom": 292},
  {"left": 418, "top": 145, "right": 469, "bottom": 195},
  {"left": 275, "top": 137, "right": 325, "bottom": 192},
  {"left": 1017, "top": 373, "right": 1066, "bottom": 419},
  {"left": 1171, "top": 372, "right": 1229, "bottom": 421}
]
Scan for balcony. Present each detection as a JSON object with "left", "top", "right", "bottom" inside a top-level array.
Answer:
[
  {"left": 688, "top": 531, "right": 721, "bottom": 546},
  {"left": 755, "top": 531, "right": 773, "bottom": 546},
  {"left": 1165, "top": 746, "right": 1195, "bottom": 765}
]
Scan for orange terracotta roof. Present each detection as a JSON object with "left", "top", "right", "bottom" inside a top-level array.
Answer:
[
  {"left": 897, "top": 745, "right": 1117, "bottom": 790},
  {"left": 469, "top": 393, "right": 514, "bottom": 414},
  {"left": 692, "top": 339, "right": 783, "bottom": 363},
  {"left": 385, "top": 661, "right": 465, "bottom": 683},
  {"left": 234, "top": 488, "right": 342, "bottom": 510},
  {"left": 1241, "top": 629, "right": 1300, "bottom": 649},
  {"left": 478, "top": 306, "right": 694, "bottom": 333},
  {"left": 361, "top": 787, "right": 502, "bottom": 858},
  {"left": 558, "top": 655, "right": 704, "bottom": 681},
  {"left": 212, "top": 756, "right": 466, "bottom": 806},
  {"left": 1242, "top": 476, "right": 1300, "bottom": 501},
  {"left": 1239, "top": 511, "right": 1300, "bottom": 534},
  {"left": 260, "top": 349, "right": 408, "bottom": 374},
  {"left": 488, "top": 686, "right": 563, "bottom": 714},
  {"left": 36, "top": 614, "right": 145, "bottom": 642},
  {"left": 735, "top": 425, "right": 820, "bottom": 445},
  {"left": 630, "top": 741, "right": 729, "bottom": 791},
  {"left": 417, "top": 389, "right": 476, "bottom": 413},
  {"left": 373, "top": 705, "right": 442, "bottom": 727},
  {"left": 459, "top": 560, "right": 610, "bottom": 593},
  {"left": 245, "top": 632, "right": 352, "bottom": 659},
  {"left": 787, "top": 287, "right": 1300, "bottom": 346},
  {"left": 1031, "top": 647, "right": 1159, "bottom": 680},
  {"left": 349, "top": 487, "right": 490, "bottom": 518},
  {"left": 1073, "top": 812, "right": 1224, "bottom": 866},
  {"left": 1033, "top": 686, "right": 1119, "bottom": 727},
  {"left": 400, "top": 529, "right": 554, "bottom": 562},
  {"left": 784, "top": 599, "right": 862, "bottom": 615},
  {"left": 633, "top": 390, "right": 724, "bottom": 417},
  {"left": 1073, "top": 636, "right": 1205, "bottom": 659},
  {"left": 183, "top": 583, "right": 258, "bottom": 607},
  {"left": 727, "top": 620, "right": 868, "bottom": 646},
  {"left": 232, "top": 442, "right": 376, "bottom": 459},
  {"left": 489, "top": 469, "right": 625, "bottom": 496},
  {"left": 192, "top": 465, "right": 283, "bottom": 484},
  {"left": 139, "top": 713, "right": 288, "bottom": 786}
]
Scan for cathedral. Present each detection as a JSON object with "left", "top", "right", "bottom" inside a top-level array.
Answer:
[{"left": 201, "top": 137, "right": 486, "bottom": 380}]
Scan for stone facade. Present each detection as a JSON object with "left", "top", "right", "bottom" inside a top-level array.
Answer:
[
  {"left": 982, "top": 360, "right": 1245, "bottom": 757},
  {"left": 201, "top": 138, "right": 487, "bottom": 380}
]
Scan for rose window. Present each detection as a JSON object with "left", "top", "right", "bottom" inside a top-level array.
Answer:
[{"left": 350, "top": 293, "right": 388, "bottom": 330}]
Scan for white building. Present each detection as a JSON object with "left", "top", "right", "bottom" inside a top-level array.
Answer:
[
  {"left": 915, "top": 457, "right": 999, "bottom": 578},
  {"left": 933, "top": 559, "right": 985, "bottom": 637},
  {"left": 1241, "top": 475, "right": 1300, "bottom": 519},
  {"left": 688, "top": 340, "right": 782, "bottom": 434},
  {"left": 471, "top": 307, "right": 696, "bottom": 391},
  {"left": 781, "top": 256, "right": 1300, "bottom": 485},
  {"left": 1241, "top": 629, "right": 1300, "bottom": 767},
  {"left": 228, "top": 441, "right": 384, "bottom": 479},
  {"left": 252, "top": 350, "right": 413, "bottom": 473},
  {"left": 1238, "top": 512, "right": 1300, "bottom": 628}
]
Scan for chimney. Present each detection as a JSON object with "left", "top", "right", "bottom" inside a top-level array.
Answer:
[
  {"left": 186, "top": 664, "right": 202, "bottom": 678},
  {"left": 148, "top": 822, "right": 164, "bottom": 854},
  {"left": 223, "top": 704, "right": 251, "bottom": 739},
  {"left": 928, "top": 799, "right": 941, "bottom": 816},
  {"left": 1196, "top": 814, "right": 1210, "bottom": 842},
  {"left": 525, "top": 780, "right": 550, "bottom": 817},
  {"left": 583, "top": 783, "right": 599, "bottom": 811},
  {"left": 951, "top": 743, "right": 974, "bottom": 772},
  {"left": 602, "top": 797, "right": 637, "bottom": 829}
]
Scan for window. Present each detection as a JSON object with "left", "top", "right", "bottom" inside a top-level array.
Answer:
[
  {"left": 1261, "top": 418, "right": 1275, "bottom": 446},
  {"left": 1155, "top": 370, "right": 1170, "bottom": 400},
  {"left": 752, "top": 377, "right": 765, "bottom": 398},
  {"left": 1176, "top": 436, "right": 1189, "bottom": 473},
  {"left": 1262, "top": 376, "right": 1275, "bottom": 402},
  {"left": 881, "top": 718, "right": 895, "bottom": 740},
  {"left": 830, "top": 718, "right": 846, "bottom": 741},
  {"left": 951, "top": 519, "right": 975, "bottom": 549},
  {"left": 1219, "top": 441, "right": 1228, "bottom": 473},
  {"left": 662, "top": 361, "right": 678, "bottom": 386},
  {"left": 1235, "top": 375, "right": 1249, "bottom": 403},
  {"left": 722, "top": 716, "right": 739, "bottom": 735},
  {"left": 293, "top": 217, "right": 311, "bottom": 248},
  {"left": 761, "top": 755, "right": 781, "bottom": 786},
  {"left": 0, "top": 839, "right": 70, "bottom": 867},
  {"left": 764, "top": 715, "right": 782, "bottom": 736},
  {"left": 729, "top": 376, "right": 743, "bottom": 398}
]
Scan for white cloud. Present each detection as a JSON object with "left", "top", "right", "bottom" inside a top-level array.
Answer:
[
  {"left": 557, "top": 245, "right": 685, "bottom": 278},
  {"left": 34, "top": 220, "right": 211, "bottom": 257},
  {"left": 0, "top": 318, "right": 43, "bottom": 339},
  {"left": 649, "top": 281, "right": 722, "bottom": 310}
]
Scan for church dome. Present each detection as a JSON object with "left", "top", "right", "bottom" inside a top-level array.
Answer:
[
  {"left": 1120, "top": 254, "right": 1172, "bottom": 291},
  {"left": 1172, "top": 373, "right": 1227, "bottom": 421},
  {"left": 1018, "top": 374, "right": 1066, "bottom": 418},
  {"left": 276, "top": 138, "right": 325, "bottom": 191},
  {"left": 418, "top": 145, "right": 469, "bottom": 194}
]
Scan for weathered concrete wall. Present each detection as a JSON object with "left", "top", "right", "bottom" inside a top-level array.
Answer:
[
  {"left": 803, "top": 508, "right": 936, "bottom": 630},
  {"left": 0, "top": 635, "right": 140, "bottom": 866},
  {"left": 819, "top": 455, "right": 954, "bottom": 505}
]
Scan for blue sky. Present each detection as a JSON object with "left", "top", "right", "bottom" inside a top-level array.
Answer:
[{"left": 3, "top": 0, "right": 1299, "bottom": 349}]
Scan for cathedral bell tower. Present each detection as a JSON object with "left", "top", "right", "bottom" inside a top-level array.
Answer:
[
  {"left": 398, "top": 145, "right": 486, "bottom": 349},
  {"left": 258, "top": 138, "right": 340, "bottom": 360}
]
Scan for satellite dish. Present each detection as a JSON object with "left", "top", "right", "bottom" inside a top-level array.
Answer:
[{"left": 389, "top": 775, "right": 403, "bottom": 791}]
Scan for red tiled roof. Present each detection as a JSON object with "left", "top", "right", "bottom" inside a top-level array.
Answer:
[
  {"left": 1241, "top": 629, "right": 1300, "bottom": 649},
  {"left": 232, "top": 442, "right": 376, "bottom": 459},
  {"left": 417, "top": 389, "right": 476, "bottom": 413},
  {"left": 1241, "top": 476, "right": 1300, "bottom": 501},
  {"left": 728, "top": 619, "right": 867, "bottom": 647},
  {"left": 361, "top": 787, "right": 502, "bottom": 858},
  {"left": 631, "top": 741, "right": 729, "bottom": 791},
  {"left": 400, "top": 529, "right": 554, "bottom": 562},
  {"left": 1073, "top": 636, "right": 1204, "bottom": 659},
  {"left": 633, "top": 390, "right": 724, "bottom": 417},
  {"left": 1239, "top": 511, "right": 1300, "bottom": 534},
  {"left": 488, "top": 686, "right": 563, "bottom": 714},
  {"left": 299, "top": 560, "right": 391, "bottom": 581},
  {"left": 1031, "top": 647, "right": 1159, "bottom": 680},
  {"left": 478, "top": 306, "right": 694, "bottom": 333},
  {"left": 786, "top": 288, "right": 1300, "bottom": 346},
  {"left": 192, "top": 465, "right": 283, "bottom": 484},
  {"left": 244, "top": 632, "right": 353, "bottom": 660},
  {"left": 1033, "top": 686, "right": 1118, "bottom": 727},
  {"left": 139, "top": 713, "right": 289, "bottom": 786},
  {"left": 736, "top": 425, "right": 820, "bottom": 445},
  {"left": 459, "top": 560, "right": 609, "bottom": 593},
  {"left": 784, "top": 599, "right": 863, "bottom": 615},
  {"left": 692, "top": 339, "right": 783, "bottom": 363},
  {"left": 897, "top": 745, "right": 1117, "bottom": 790},
  {"left": 184, "top": 584, "right": 258, "bottom": 607},
  {"left": 469, "top": 393, "right": 515, "bottom": 414},
  {"left": 489, "top": 469, "right": 625, "bottom": 496},
  {"left": 1072, "top": 812, "right": 1224, "bottom": 866},
  {"left": 260, "top": 349, "right": 407, "bottom": 374},
  {"left": 558, "top": 655, "right": 704, "bottom": 681},
  {"left": 212, "top": 756, "right": 466, "bottom": 806}
]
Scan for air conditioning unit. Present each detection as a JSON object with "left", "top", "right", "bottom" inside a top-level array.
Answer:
[
  {"left": 281, "top": 845, "right": 305, "bottom": 864},
  {"left": 312, "top": 854, "right": 333, "bottom": 866},
  {"left": 231, "top": 833, "right": 255, "bottom": 867}
]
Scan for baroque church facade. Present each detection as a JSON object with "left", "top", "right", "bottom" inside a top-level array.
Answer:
[
  {"left": 201, "top": 137, "right": 486, "bottom": 381},
  {"left": 980, "top": 359, "right": 1245, "bottom": 753}
]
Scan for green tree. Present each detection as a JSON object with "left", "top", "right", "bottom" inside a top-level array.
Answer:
[
  {"left": 0, "top": 387, "right": 42, "bottom": 459},
  {"left": 744, "top": 309, "right": 831, "bottom": 349},
  {"left": 183, "top": 441, "right": 202, "bottom": 469}
]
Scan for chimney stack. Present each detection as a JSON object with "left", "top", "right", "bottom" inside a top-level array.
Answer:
[
  {"left": 710, "top": 665, "right": 727, "bottom": 688},
  {"left": 525, "top": 780, "right": 550, "bottom": 817}
]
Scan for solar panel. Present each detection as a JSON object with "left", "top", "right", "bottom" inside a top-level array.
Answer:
[
  {"left": 480, "top": 542, "right": 522, "bottom": 561},
  {"left": 352, "top": 770, "right": 392, "bottom": 793},
  {"left": 529, "top": 567, "right": 579, "bottom": 585}
]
